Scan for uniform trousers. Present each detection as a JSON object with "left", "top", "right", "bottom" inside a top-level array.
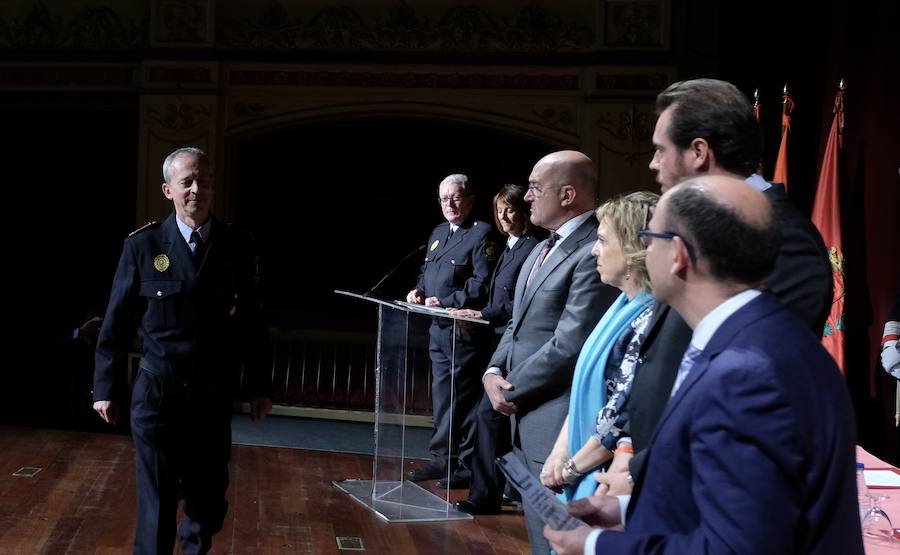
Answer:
[
  {"left": 427, "top": 323, "right": 489, "bottom": 472},
  {"left": 131, "top": 367, "right": 232, "bottom": 555}
]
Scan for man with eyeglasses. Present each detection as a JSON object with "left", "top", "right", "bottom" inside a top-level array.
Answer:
[
  {"left": 473, "top": 151, "right": 615, "bottom": 554},
  {"left": 405, "top": 173, "right": 497, "bottom": 489},
  {"left": 591, "top": 78, "right": 833, "bottom": 501},
  {"left": 545, "top": 176, "right": 861, "bottom": 555}
]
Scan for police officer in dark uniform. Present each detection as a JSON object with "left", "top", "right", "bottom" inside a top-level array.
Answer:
[
  {"left": 93, "top": 147, "right": 272, "bottom": 555},
  {"left": 406, "top": 173, "right": 497, "bottom": 487},
  {"left": 450, "top": 183, "right": 542, "bottom": 510}
]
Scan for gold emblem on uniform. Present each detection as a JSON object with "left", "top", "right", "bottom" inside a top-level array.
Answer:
[
  {"left": 430, "top": 240, "right": 440, "bottom": 251},
  {"left": 484, "top": 242, "right": 497, "bottom": 262},
  {"left": 153, "top": 254, "right": 170, "bottom": 272}
]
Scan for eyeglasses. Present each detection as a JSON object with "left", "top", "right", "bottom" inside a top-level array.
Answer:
[
  {"left": 438, "top": 195, "right": 471, "bottom": 205},
  {"left": 638, "top": 230, "right": 697, "bottom": 262},
  {"left": 527, "top": 184, "right": 556, "bottom": 196}
]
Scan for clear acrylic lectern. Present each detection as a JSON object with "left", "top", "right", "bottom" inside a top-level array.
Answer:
[{"left": 332, "top": 290, "right": 486, "bottom": 522}]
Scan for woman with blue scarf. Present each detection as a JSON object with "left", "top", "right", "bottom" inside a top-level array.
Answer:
[{"left": 539, "top": 191, "right": 658, "bottom": 503}]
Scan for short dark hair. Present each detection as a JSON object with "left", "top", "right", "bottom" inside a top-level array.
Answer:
[
  {"left": 665, "top": 184, "right": 780, "bottom": 286},
  {"left": 656, "top": 79, "right": 762, "bottom": 177},
  {"left": 493, "top": 183, "right": 530, "bottom": 235}
]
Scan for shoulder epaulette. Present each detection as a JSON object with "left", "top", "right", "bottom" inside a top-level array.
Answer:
[{"left": 128, "top": 220, "right": 161, "bottom": 237}]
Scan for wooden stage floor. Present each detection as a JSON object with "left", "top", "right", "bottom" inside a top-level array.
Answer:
[{"left": 0, "top": 426, "right": 529, "bottom": 554}]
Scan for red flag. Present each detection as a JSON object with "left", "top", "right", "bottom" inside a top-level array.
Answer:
[
  {"left": 811, "top": 84, "right": 846, "bottom": 372},
  {"left": 772, "top": 87, "right": 794, "bottom": 189}
]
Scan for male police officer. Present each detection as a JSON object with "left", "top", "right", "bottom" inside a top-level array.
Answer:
[
  {"left": 406, "top": 173, "right": 496, "bottom": 488},
  {"left": 93, "top": 147, "right": 272, "bottom": 554}
]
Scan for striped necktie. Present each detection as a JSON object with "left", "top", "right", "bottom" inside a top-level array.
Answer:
[
  {"left": 526, "top": 232, "right": 560, "bottom": 286},
  {"left": 670, "top": 344, "right": 702, "bottom": 396}
]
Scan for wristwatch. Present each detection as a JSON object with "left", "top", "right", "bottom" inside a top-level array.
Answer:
[{"left": 563, "top": 457, "right": 584, "bottom": 479}]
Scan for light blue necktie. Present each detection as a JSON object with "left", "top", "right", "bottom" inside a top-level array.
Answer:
[{"left": 670, "top": 344, "right": 702, "bottom": 396}]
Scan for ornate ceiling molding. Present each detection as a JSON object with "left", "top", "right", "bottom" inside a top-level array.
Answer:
[
  {"left": 0, "top": 1, "right": 148, "bottom": 50},
  {"left": 218, "top": 1, "right": 596, "bottom": 53}
]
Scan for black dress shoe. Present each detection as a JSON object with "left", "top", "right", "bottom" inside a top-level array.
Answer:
[
  {"left": 408, "top": 464, "right": 445, "bottom": 482},
  {"left": 454, "top": 499, "right": 501, "bottom": 515},
  {"left": 436, "top": 469, "right": 471, "bottom": 489}
]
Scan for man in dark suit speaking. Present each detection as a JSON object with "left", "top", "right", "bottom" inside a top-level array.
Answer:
[{"left": 545, "top": 176, "right": 862, "bottom": 555}]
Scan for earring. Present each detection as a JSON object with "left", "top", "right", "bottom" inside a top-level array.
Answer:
[{"left": 625, "top": 264, "right": 631, "bottom": 280}]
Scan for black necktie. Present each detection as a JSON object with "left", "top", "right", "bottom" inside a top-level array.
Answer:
[{"left": 191, "top": 230, "right": 205, "bottom": 264}]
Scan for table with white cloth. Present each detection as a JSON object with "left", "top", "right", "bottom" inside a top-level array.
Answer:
[{"left": 857, "top": 445, "right": 900, "bottom": 553}]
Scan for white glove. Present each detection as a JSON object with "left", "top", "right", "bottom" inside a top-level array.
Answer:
[{"left": 881, "top": 340, "right": 900, "bottom": 379}]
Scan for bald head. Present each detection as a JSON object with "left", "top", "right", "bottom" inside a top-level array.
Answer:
[
  {"left": 662, "top": 175, "right": 779, "bottom": 286},
  {"left": 526, "top": 150, "right": 598, "bottom": 230},
  {"left": 536, "top": 150, "right": 597, "bottom": 200}
]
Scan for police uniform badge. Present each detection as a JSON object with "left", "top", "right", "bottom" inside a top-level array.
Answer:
[
  {"left": 430, "top": 240, "right": 440, "bottom": 251},
  {"left": 154, "top": 254, "right": 170, "bottom": 272},
  {"left": 484, "top": 242, "right": 497, "bottom": 262}
]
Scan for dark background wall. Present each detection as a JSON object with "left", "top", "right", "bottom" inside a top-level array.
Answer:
[{"left": 1, "top": 0, "right": 897, "bottom": 461}]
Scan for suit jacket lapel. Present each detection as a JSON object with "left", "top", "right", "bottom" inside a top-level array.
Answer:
[
  {"left": 430, "top": 222, "right": 464, "bottom": 262},
  {"left": 632, "top": 295, "right": 781, "bottom": 502},
  {"left": 162, "top": 214, "right": 197, "bottom": 287},
  {"left": 197, "top": 216, "right": 224, "bottom": 277},
  {"left": 494, "top": 242, "right": 512, "bottom": 274},
  {"left": 514, "top": 217, "right": 595, "bottom": 332},
  {"left": 638, "top": 302, "right": 670, "bottom": 356},
  {"left": 488, "top": 244, "right": 509, "bottom": 298},
  {"left": 511, "top": 243, "right": 542, "bottom": 327}
]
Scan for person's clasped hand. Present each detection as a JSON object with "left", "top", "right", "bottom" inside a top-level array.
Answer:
[{"left": 881, "top": 340, "right": 900, "bottom": 379}]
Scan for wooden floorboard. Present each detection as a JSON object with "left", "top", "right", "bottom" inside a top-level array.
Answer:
[{"left": 0, "top": 426, "right": 530, "bottom": 554}]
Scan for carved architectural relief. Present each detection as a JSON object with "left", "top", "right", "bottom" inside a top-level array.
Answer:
[
  {"left": 151, "top": 0, "right": 212, "bottom": 46},
  {"left": 138, "top": 95, "right": 219, "bottom": 222},
  {"left": 218, "top": 1, "right": 597, "bottom": 53},
  {"left": 601, "top": 0, "right": 668, "bottom": 49},
  {"left": 0, "top": 1, "right": 674, "bottom": 220},
  {"left": 146, "top": 99, "right": 211, "bottom": 131},
  {"left": 0, "top": 1, "right": 148, "bottom": 50}
]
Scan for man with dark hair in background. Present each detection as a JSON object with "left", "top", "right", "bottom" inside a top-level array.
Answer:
[{"left": 593, "top": 79, "right": 834, "bottom": 498}]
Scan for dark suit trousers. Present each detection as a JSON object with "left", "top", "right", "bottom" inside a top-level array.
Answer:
[
  {"left": 131, "top": 368, "right": 231, "bottom": 555},
  {"left": 427, "top": 323, "right": 487, "bottom": 470},
  {"left": 466, "top": 391, "right": 512, "bottom": 505}
]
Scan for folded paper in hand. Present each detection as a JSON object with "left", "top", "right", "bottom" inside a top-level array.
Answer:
[{"left": 496, "top": 453, "right": 588, "bottom": 531}]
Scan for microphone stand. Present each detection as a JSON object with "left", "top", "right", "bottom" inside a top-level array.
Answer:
[{"left": 364, "top": 245, "right": 425, "bottom": 297}]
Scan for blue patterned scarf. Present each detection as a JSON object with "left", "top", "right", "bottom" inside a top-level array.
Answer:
[{"left": 560, "top": 290, "right": 653, "bottom": 502}]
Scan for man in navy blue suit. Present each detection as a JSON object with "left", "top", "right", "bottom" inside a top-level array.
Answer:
[{"left": 544, "top": 175, "right": 863, "bottom": 554}]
